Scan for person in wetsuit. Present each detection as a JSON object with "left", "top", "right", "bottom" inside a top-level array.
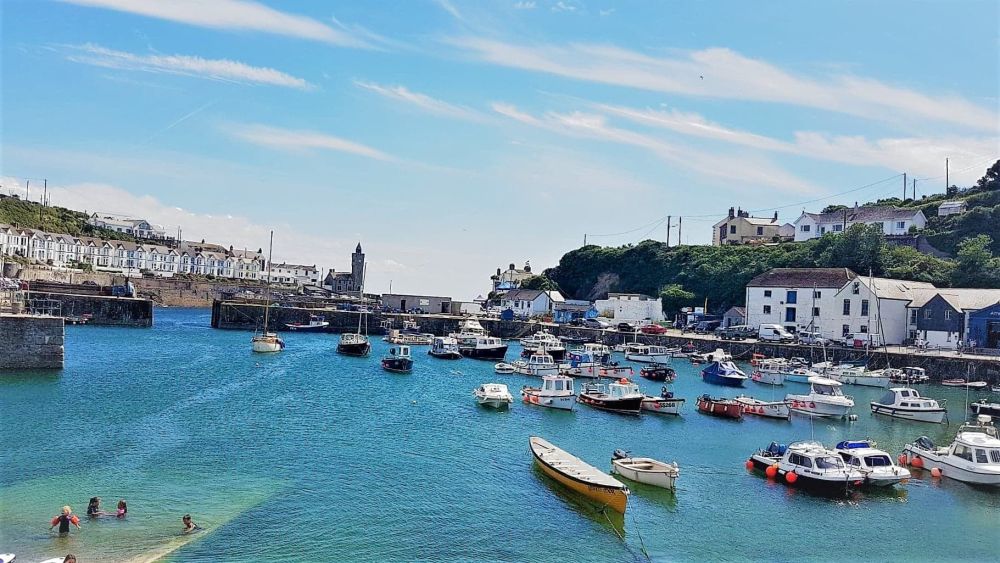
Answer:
[
  {"left": 50, "top": 506, "right": 81, "bottom": 534},
  {"left": 182, "top": 514, "right": 197, "bottom": 534},
  {"left": 86, "top": 497, "right": 102, "bottom": 517}
]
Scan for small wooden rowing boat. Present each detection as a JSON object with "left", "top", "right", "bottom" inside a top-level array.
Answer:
[
  {"left": 942, "top": 379, "right": 988, "bottom": 388},
  {"left": 696, "top": 395, "right": 742, "bottom": 419},
  {"left": 611, "top": 450, "right": 679, "bottom": 490},
  {"left": 529, "top": 436, "right": 629, "bottom": 513}
]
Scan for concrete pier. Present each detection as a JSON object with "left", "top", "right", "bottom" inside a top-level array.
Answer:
[
  {"left": 0, "top": 313, "right": 64, "bottom": 369},
  {"left": 27, "top": 291, "right": 154, "bottom": 327}
]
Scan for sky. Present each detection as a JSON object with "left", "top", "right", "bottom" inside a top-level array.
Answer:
[{"left": 1, "top": 0, "right": 998, "bottom": 299}]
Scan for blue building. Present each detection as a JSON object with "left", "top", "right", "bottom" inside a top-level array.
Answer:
[
  {"left": 553, "top": 300, "right": 598, "bottom": 324},
  {"left": 967, "top": 302, "right": 1000, "bottom": 349}
]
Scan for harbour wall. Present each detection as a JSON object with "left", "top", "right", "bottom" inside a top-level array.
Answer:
[
  {"left": 211, "top": 301, "right": 1000, "bottom": 382},
  {"left": 28, "top": 292, "right": 154, "bottom": 327},
  {"left": 0, "top": 314, "right": 64, "bottom": 370}
]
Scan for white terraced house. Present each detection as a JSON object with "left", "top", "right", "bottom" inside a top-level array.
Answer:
[{"left": 793, "top": 205, "right": 926, "bottom": 242}]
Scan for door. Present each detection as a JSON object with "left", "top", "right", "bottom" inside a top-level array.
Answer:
[
  {"left": 400, "top": 299, "right": 406, "bottom": 311},
  {"left": 988, "top": 321, "right": 1000, "bottom": 348}
]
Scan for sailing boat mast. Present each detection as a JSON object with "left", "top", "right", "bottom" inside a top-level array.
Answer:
[
  {"left": 356, "top": 263, "right": 367, "bottom": 334},
  {"left": 263, "top": 230, "right": 274, "bottom": 333}
]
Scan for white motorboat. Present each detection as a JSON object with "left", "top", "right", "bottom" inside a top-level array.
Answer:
[
  {"left": 623, "top": 344, "right": 673, "bottom": 364},
  {"left": 428, "top": 336, "right": 462, "bottom": 359},
  {"left": 384, "top": 329, "right": 435, "bottom": 345},
  {"left": 580, "top": 343, "right": 612, "bottom": 364},
  {"left": 747, "top": 441, "right": 864, "bottom": 495},
  {"left": 559, "top": 352, "right": 633, "bottom": 379},
  {"left": 734, "top": 395, "right": 790, "bottom": 419},
  {"left": 578, "top": 379, "right": 644, "bottom": 415},
  {"left": 521, "top": 374, "right": 576, "bottom": 411},
  {"left": 611, "top": 450, "right": 680, "bottom": 491},
  {"left": 452, "top": 318, "right": 487, "bottom": 337},
  {"left": 834, "top": 440, "right": 911, "bottom": 487},
  {"left": 474, "top": 383, "right": 514, "bottom": 409},
  {"left": 886, "top": 367, "right": 930, "bottom": 385},
  {"left": 813, "top": 362, "right": 889, "bottom": 388},
  {"left": 494, "top": 362, "right": 515, "bottom": 374},
  {"left": 640, "top": 386, "right": 685, "bottom": 415},
  {"left": 902, "top": 415, "right": 1000, "bottom": 486},
  {"left": 870, "top": 388, "right": 947, "bottom": 424},
  {"left": 286, "top": 314, "right": 330, "bottom": 332},
  {"left": 783, "top": 367, "right": 822, "bottom": 384},
  {"left": 751, "top": 359, "right": 787, "bottom": 385},
  {"left": 513, "top": 353, "right": 559, "bottom": 377},
  {"left": 690, "top": 348, "right": 732, "bottom": 364},
  {"left": 456, "top": 335, "right": 508, "bottom": 360},
  {"left": 785, "top": 377, "right": 855, "bottom": 418}
]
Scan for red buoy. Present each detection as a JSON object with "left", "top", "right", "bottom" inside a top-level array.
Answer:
[
  {"left": 785, "top": 471, "right": 798, "bottom": 484},
  {"left": 765, "top": 464, "right": 778, "bottom": 478},
  {"left": 745, "top": 460, "right": 755, "bottom": 471}
]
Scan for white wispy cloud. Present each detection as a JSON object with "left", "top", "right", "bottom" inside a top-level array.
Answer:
[
  {"left": 492, "top": 103, "right": 820, "bottom": 194},
  {"left": 354, "top": 80, "right": 487, "bottom": 122},
  {"left": 226, "top": 123, "right": 393, "bottom": 161},
  {"left": 451, "top": 38, "right": 997, "bottom": 133},
  {"left": 434, "top": 0, "right": 465, "bottom": 21},
  {"left": 60, "top": 0, "right": 382, "bottom": 48},
  {"left": 63, "top": 44, "right": 314, "bottom": 90},
  {"left": 552, "top": 1, "right": 580, "bottom": 12},
  {"left": 514, "top": 1, "right": 537, "bottom": 9}
]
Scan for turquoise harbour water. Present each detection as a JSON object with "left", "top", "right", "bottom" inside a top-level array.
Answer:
[{"left": 2, "top": 308, "right": 999, "bottom": 562}]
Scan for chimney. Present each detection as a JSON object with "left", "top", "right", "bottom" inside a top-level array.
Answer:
[
  {"left": 509, "top": 263, "right": 515, "bottom": 271},
  {"left": 773, "top": 211, "right": 778, "bottom": 221},
  {"left": 728, "top": 207, "right": 735, "bottom": 219}
]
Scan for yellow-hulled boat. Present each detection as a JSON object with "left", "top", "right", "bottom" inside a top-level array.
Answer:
[{"left": 529, "top": 436, "right": 629, "bottom": 513}]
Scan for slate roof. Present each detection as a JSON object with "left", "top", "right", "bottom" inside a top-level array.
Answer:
[
  {"left": 502, "top": 289, "right": 546, "bottom": 301},
  {"left": 925, "top": 289, "right": 1000, "bottom": 311},
  {"left": 748, "top": 268, "right": 857, "bottom": 288},
  {"left": 801, "top": 206, "right": 923, "bottom": 224},
  {"left": 865, "top": 277, "right": 937, "bottom": 301}
]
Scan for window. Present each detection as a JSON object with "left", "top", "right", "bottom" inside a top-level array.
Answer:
[
  {"left": 801, "top": 224, "right": 811, "bottom": 232},
  {"left": 860, "top": 325, "right": 868, "bottom": 333},
  {"left": 833, "top": 224, "right": 843, "bottom": 232},
  {"left": 813, "top": 307, "right": 821, "bottom": 317},
  {"left": 786, "top": 290, "right": 797, "bottom": 304},
  {"left": 909, "top": 309, "right": 918, "bottom": 324},
  {"left": 785, "top": 308, "right": 796, "bottom": 322},
  {"left": 991, "top": 450, "right": 1000, "bottom": 463},
  {"left": 820, "top": 226, "right": 827, "bottom": 234},
  {"left": 861, "top": 299, "right": 869, "bottom": 317},
  {"left": 843, "top": 300, "right": 851, "bottom": 315},
  {"left": 764, "top": 290, "right": 772, "bottom": 298},
  {"left": 944, "top": 310, "right": 952, "bottom": 321},
  {"left": 813, "top": 290, "right": 822, "bottom": 298},
  {"left": 730, "top": 225, "right": 737, "bottom": 234},
  {"left": 852, "top": 282, "right": 860, "bottom": 295},
  {"left": 763, "top": 305, "right": 772, "bottom": 315},
  {"left": 842, "top": 324, "right": 850, "bottom": 336},
  {"left": 896, "top": 221, "right": 906, "bottom": 229},
  {"left": 976, "top": 449, "right": 989, "bottom": 464},
  {"left": 924, "top": 310, "right": 932, "bottom": 319},
  {"left": 756, "top": 226, "right": 764, "bottom": 236}
]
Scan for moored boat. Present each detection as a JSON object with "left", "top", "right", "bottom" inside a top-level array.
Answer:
[
  {"left": 701, "top": 360, "right": 747, "bottom": 387},
  {"left": 624, "top": 344, "right": 673, "bottom": 364},
  {"left": 520, "top": 330, "right": 566, "bottom": 360},
  {"left": 834, "top": 440, "right": 910, "bottom": 487},
  {"left": 751, "top": 359, "right": 786, "bottom": 385},
  {"left": 942, "top": 379, "right": 988, "bottom": 388},
  {"left": 513, "top": 353, "right": 559, "bottom": 377},
  {"left": 734, "top": 395, "right": 790, "bottom": 419},
  {"left": 696, "top": 395, "right": 742, "bottom": 419},
  {"left": 251, "top": 231, "right": 284, "bottom": 354},
  {"left": 814, "top": 362, "right": 889, "bottom": 388},
  {"left": 494, "top": 362, "right": 515, "bottom": 374},
  {"left": 285, "top": 314, "right": 329, "bottom": 332},
  {"left": 474, "top": 383, "right": 514, "bottom": 409},
  {"left": 969, "top": 400, "right": 1000, "bottom": 418},
  {"left": 639, "top": 363, "right": 676, "bottom": 382},
  {"left": 337, "top": 332, "right": 371, "bottom": 357},
  {"left": 559, "top": 352, "right": 633, "bottom": 379},
  {"left": 747, "top": 441, "right": 864, "bottom": 496},
  {"left": 785, "top": 377, "right": 854, "bottom": 418},
  {"left": 887, "top": 366, "right": 930, "bottom": 385},
  {"left": 611, "top": 450, "right": 679, "bottom": 491},
  {"left": 521, "top": 375, "right": 576, "bottom": 411},
  {"left": 384, "top": 329, "right": 435, "bottom": 345},
  {"left": 578, "top": 379, "right": 644, "bottom": 415},
  {"left": 529, "top": 436, "right": 630, "bottom": 513},
  {"left": 456, "top": 335, "right": 508, "bottom": 360},
  {"left": 902, "top": 415, "right": 1000, "bottom": 486},
  {"left": 641, "top": 386, "right": 684, "bottom": 415},
  {"left": 428, "top": 336, "right": 462, "bottom": 359},
  {"left": 690, "top": 348, "right": 732, "bottom": 365},
  {"left": 381, "top": 345, "right": 413, "bottom": 373},
  {"left": 870, "top": 387, "right": 947, "bottom": 424}
]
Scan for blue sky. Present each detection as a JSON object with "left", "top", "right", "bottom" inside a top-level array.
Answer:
[{"left": 2, "top": 0, "right": 998, "bottom": 298}]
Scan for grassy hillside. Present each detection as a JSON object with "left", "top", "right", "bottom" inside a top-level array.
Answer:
[{"left": 0, "top": 195, "right": 135, "bottom": 241}]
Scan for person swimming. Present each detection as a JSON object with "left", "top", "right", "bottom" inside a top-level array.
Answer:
[
  {"left": 86, "top": 497, "right": 102, "bottom": 517},
  {"left": 182, "top": 514, "right": 198, "bottom": 534},
  {"left": 50, "top": 506, "right": 81, "bottom": 534},
  {"left": 116, "top": 499, "right": 128, "bottom": 518}
]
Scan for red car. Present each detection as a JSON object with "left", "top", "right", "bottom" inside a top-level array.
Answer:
[{"left": 640, "top": 324, "right": 668, "bottom": 335}]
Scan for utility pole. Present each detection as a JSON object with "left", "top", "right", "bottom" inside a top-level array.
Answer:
[
  {"left": 583, "top": 233, "right": 587, "bottom": 246},
  {"left": 666, "top": 216, "right": 672, "bottom": 247},
  {"left": 912, "top": 178, "right": 916, "bottom": 200},
  {"left": 902, "top": 173, "right": 906, "bottom": 200},
  {"left": 678, "top": 216, "right": 683, "bottom": 245},
  {"left": 25, "top": 179, "right": 29, "bottom": 201},
  {"left": 945, "top": 158, "right": 949, "bottom": 191}
]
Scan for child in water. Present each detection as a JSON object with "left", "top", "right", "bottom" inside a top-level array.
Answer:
[
  {"left": 50, "top": 506, "right": 81, "bottom": 534},
  {"left": 117, "top": 499, "right": 128, "bottom": 518},
  {"left": 182, "top": 514, "right": 198, "bottom": 534},
  {"left": 86, "top": 497, "right": 102, "bottom": 517}
]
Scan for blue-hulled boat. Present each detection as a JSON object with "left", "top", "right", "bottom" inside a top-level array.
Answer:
[{"left": 701, "top": 360, "right": 748, "bottom": 387}]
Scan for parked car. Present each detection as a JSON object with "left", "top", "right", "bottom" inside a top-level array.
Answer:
[
  {"left": 569, "top": 318, "right": 584, "bottom": 326},
  {"left": 617, "top": 322, "right": 637, "bottom": 333},
  {"left": 796, "top": 331, "right": 829, "bottom": 346},
  {"left": 758, "top": 324, "right": 795, "bottom": 343},
  {"left": 583, "top": 318, "right": 610, "bottom": 329},
  {"left": 715, "top": 325, "right": 752, "bottom": 340},
  {"left": 640, "top": 324, "right": 668, "bottom": 335},
  {"left": 694, "top": 320, "right": 721, "bottom": 334}
]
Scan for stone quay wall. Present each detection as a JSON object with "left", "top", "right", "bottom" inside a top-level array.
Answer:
[
  {"left": 28, "top": 292, "right": 153, "bottom": 327},
  {"left": 211, "top": 301, "right": 999, "bottom": 382},
  {"left": 0, "top": 314, "right": 64, "bottom": 370}
]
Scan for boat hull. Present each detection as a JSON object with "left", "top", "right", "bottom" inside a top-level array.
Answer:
[
  {"left": 531, "top": 440, "right": 629, "bottom": 513},
  {"left": 460, "top": 345, "right": 509, "bottom": 360},
  {"left": 786, "top": 396, "right": 852, "bottom": 418},
  {"left": 832, "top": 374, "right": 890, "bottom": 388},
  {"left": 735, "top": 397, "right": 790, "bottom": 419},
  {"left": 702, "top": 372, "right": 746, "bottom": 387},
  {"left": 337, "top": 342, "right": 371, "bottom": 357},
  {"left": 577, "top": 394, "right": 642, "bottom": 415},
  {"left": 251, "top": 336, "right": 284, "bottom": 353},
  {"left": 640, "top": 397, "right": 684, "bottom": 415},
  {"left": 521, "top": 389, "right": 576, "bottom": 411},
  {"left": 696, "top": 397, "right": 742, "bottom": 419},
  {"left": 624, "top": 353, "right": 672, "bottom": 364},
  {"left": 381, "top": 358, "right": 413, "bottom": 373},
  {"left": 285, "top": 323, "right": 329, "bottom": 332},
  {"left": 428, "top": 351, "right": 462, "bottom": 360},
  {"left": 870, "top": 403, "right": 946, "bottom": 423},
  {"left": 477, "top": 397, "right": 512, "bottom": 409},
  {"left": 748, "top": 455, "right": 859, "bottom": 495},
  {"left": 902, "top": 447, "right": 1000, "bottom": 486},
  {"left": 751, "top": 371, "right": 785, "bottom": 385},
  {"left": 639, "top": 367, "right": 676, "bottom": 382},
  {"left": 612, "top": 458, "right": 678, "bottom": 490},
  {"left": 969, "top": 403, "right": 1000, "bottom": 418}
]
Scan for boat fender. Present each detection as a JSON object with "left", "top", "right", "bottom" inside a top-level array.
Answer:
[
  {"left": 785, "top": 471, "right": 798, "bottom": 484},
  {"left": 745, "top": 460, "right": 754, "bottom": 471},
  {"left": 765, "top": 464, "right": 779, "bottom": 478}
]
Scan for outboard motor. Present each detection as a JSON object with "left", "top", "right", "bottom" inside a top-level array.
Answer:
[
  {"left": 612, "top": 449, "right": 629, "bottom": 460},
  {"left": 915, "top": 436, "right": 935, "bottom": 451}
]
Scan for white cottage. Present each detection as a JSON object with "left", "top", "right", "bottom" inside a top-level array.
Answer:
[{"left": 793, "top": 206, "right": 926, "bottom": 241}]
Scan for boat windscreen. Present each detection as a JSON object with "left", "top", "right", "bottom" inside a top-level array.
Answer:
[
  {"left": 865, "top": 455, "right": 893, "bottom": 467},
  {"left": 815, "top": 456, "right": 844, "bottom": 470}
]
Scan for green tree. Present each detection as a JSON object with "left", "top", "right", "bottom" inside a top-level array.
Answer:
[
  {"left": 520, "top": 275, "right": 561, "bottom": 291},
  {"left": 660, "top": 284, "right": 695, "bottom": 316},
  {"left": 819, "top": 223, "right": 886, "bottom": 275},
  {"left": 953, "top": 235, "right": 1000, "bottom": 287}
]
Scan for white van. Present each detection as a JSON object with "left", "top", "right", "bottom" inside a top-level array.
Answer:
[{"left": 758, "top": 324, "right": 795, "bottom": 342}]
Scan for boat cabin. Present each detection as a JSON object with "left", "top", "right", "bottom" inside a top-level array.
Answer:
[
  {"left": 809, "top": 377, "right": 847, "bottom": 397},
  {"left": 528, "top": 353, "right": 556, "bottom": 367},
  {"left": 836, "top": 442, "right": 894, "bottom": 470},
  {"left": 785, "top": 442, "right": 849, "bottom": 472},
  {"left": 876, "top": 388, "right": 939, "bottom": 409},
  {"left": 542, "top": 375, "right": 574, "bottom": 395},
  {"left": 388, "top": 346, "right": 411, "bottom": 359}
]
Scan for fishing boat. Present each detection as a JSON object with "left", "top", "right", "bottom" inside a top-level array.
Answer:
[
  {"left": 384, "top": 329, "right": 435, "bottom": 345},
  {"left": 494, "top": 362, "right": 515, "bottom": 374},
  {"left": 457, "top": 335, "right": 508, "bottom": 360},
  {"left": 580, "top": 343, "right": 612, "bottom": 364},
  {"left": 734, "top": 395, "right": 790, "bottom": 419},
  {"left": 624, "top": 344, "right": 673, "bottom": 364},
  {"left": 513, "top": 353, "right": 559, "bottom": 377},
  {"left": 696, "top": 395, "right": 742, "bottom": 419},
  {"left": 887, "top": 366, "right": 930, "bottom": 385},
  {"left": 452, "top": 318, "right": 487, "bottom": 337},
  {"left": 337, "top": 264, "right": 370, "bottom": 357},
  {"left": 701, "top": 360, "right": 748, "bottom": 387},
  {"left": 639, "top": 363, "right": 676, "bottom": 382},
  {"left": 474, "top": 383, "right": 513, "bottom": 409},
  {"left": 529, "top": 436, "right": 630, "bottom": 513},
  {"left": 751, "top": 359, "right": 787, "bottom": 385},
  {"left": 578, "top": 379, "right": 644, "bottom": 415},
  {"left": 902, "top": 415, "right": 1000, "bottom": 486},
  {"left": 520, "top": 330, "right": 566, "bottom": 360},
  {"left": 870, "top": 388, "right": 947, "bottom": 423},
  {"left": 783, "top": 367, "right": 822, "bottom": 384},
  {"left": 428, "top": 336, "right": 462, "bottom": 359},
  {"left": 521, "top": 375, "right": 576, "bottom": 411},
  {"left": 640, "top": 386, "right": 684, "bottom": 415},
  {"left": 690, "top": 348, "right": 732, "bottom": 365},
  {"left": 785, "top": 377, "right": 854, "bottom": 418},
  {"left": 813, "top": 362, "right": 889, "bottom": 388},
  {"left": 747, "top": 441, "right": 864, "bottom": 496},
  {"left": 381, "top": 345, "right": 413, "bottom": 373},
  {"left": 969, "top": 400, "right": 1000, "bottom": 418},
  {"left": 611, "top": 450, "right": 680, "bottom": 491},
  {"left": 285, "top": 314, "right": 329, "bottom": 332},
  {"left": 834, "top": 440, "right": 910, "bottom": 487},
  {"left": 559, "top": 352, "right": 633, "bottom": 379},
  {"left": 942, "top": 379, "right": 988, "bottom": 388},
  {"left": 251, "top": 231, "right": 285, "bottom": 354}
]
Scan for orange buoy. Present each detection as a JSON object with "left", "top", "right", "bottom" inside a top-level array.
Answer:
[
  {"left": 785, "top": 471, "right": 798, "bottom": 484},
  {"left": 931, "top": 467, "right": 942, "bottom": 478},
  {"left": 911, "top": 456, "right": 924, "bottom": 469},
  {"left": 765, "top": 464, "right": 778, "bottom": 478},
  {"left": 745, "top": 460, "right": 755, "bottom": 471}
]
